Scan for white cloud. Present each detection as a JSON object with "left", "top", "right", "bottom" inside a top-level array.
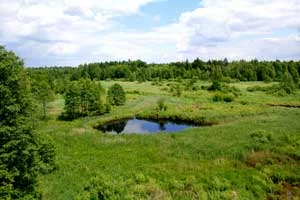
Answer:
[
  {"left": 0, "top": 0, "right": 299, "bottom": 66},
  {"left": 48, "top": 42, "right": 79, "bottom": 55},
  {"left": 171, "top": 0, "right": 300, "bottom": 60}
]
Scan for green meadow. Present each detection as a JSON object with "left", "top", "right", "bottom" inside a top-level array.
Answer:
[{"left": 38, "top": 81, "right": 300, "bottom": 199}]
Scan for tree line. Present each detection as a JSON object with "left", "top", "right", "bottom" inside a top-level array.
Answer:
[{"left": 28, "top": 58, "right": 300, "bottom": 90}]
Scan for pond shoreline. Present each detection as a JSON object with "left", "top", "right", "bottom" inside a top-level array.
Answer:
[{"left": 93, "top": 114, "right": 217, "bottom": 134}]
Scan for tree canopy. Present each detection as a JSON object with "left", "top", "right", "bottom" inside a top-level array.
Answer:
[
  {"left": 27, "top": 59, "right": 300, "bottom": 88},
  {"left": 0, "top": 46, "right": 55, "bottom": 199},
  {"left": 107, "top": 83, "right": 126, "bottom": 106},
  {"left": 62, "top": 79, "right": 107, "bottom": 120}
]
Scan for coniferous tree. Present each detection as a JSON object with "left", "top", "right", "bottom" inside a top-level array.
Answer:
[
  {"left": 281, "top": 70, "right": 295, "bottom": 94},
  {"left": 63, "top": 79, "right": 105, "bottom": 119},
  {"left": 64, "top": 82, "right": 81, "bottom": 119},
  {"left": 32, "top": 80, "right": 54, "bottom": 119},
  {"left": 0, "top": 46, "right": 55, "bottom": 199},
  {"left": 107, "top": 83, "right": 126, "bottom": 106},
  {"left": 86, "top": 80, "right": 104, "bottom": 115}
]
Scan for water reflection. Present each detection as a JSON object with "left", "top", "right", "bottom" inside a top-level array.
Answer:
[
  {"left": 98, "top": 120, "right": 127, "bottom": 133},
  {"left": 96, "top": 118, "right": 194, "bottom": 134}
]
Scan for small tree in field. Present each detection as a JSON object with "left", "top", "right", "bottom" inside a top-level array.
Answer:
[
  {"left": 107, "top": 83, "right": 126, "bottom": 106},
  {"left": 281, "top": 70, "right": 295, "bottom": 94},
  {"left": 63, "top": 80, "right": 107, "bottom": 119},
  {"left": 32, "top": 80, "right": 55, "bottom": 119},
  {"left": 64, "top": 82, "right": 81, "bottom": 119}
]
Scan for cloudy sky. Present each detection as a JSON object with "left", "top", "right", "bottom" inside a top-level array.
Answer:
[{"left": 1, "top": 0, "right": 300, "bottom": 66}]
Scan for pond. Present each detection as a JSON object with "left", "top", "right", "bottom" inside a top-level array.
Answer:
[{"left": 95, "top": 118, "right": 196, "bottom": 134}]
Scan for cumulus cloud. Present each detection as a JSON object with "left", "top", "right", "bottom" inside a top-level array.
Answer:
[
  {"left": 0, "top": 0, "right": 299, "bottom": 66},
  {"left": 173, "top": 0, "right": 300, "bottom": 60}
]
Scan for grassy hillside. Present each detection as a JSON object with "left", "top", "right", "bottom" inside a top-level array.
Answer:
[{"left": 38, "top": 81, "right": 300, "bottom": 199}]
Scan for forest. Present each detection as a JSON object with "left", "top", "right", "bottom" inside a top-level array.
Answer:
[
  {"left": 29, "top": 58, "right": 300, "bottom": 83},
  {"left": 1, "top": 45, "right": 300, "bottom": 199}
]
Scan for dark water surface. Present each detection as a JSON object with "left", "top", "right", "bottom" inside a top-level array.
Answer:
[{"left": 96, "top": 118, "right": 195, "bottom": 134}]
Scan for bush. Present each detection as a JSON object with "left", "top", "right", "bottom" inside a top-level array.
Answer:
[
  {"left": 212, "top": 93, "right": 223, "bottom": 102},
  {"left": 208, "top": 80, "right": 222, "bottom": 91},
  {"left": 170, "top": 84, "right": 182, "bottom": 97},
  {"left": 222, "top": 85, "right": 241, "bottom": 96},
  {"left": 76, "top": 175, "right": 125, "bottom": 200},
  {"left": 247, "top": 85, "right": 265, "bottom": 92},
  {"left": 223, "top": 95, "right": 234, "bottom": 102},
  {"left": 213, "top": 93, "right": 234, "bottom": 102},
  {"left": 247, "top": 83, "right": 294, "bottom": 96},
  {"left": 221, "top": 76, "right": 238, "bottom": 83}
]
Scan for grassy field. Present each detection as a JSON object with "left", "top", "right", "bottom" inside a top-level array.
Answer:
[{"left": 38, "top": 81, "right": 300, "bottom": 199}]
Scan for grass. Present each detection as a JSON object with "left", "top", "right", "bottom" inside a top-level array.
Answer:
[{"left": 39, "top": 81, "right": 300, "bottom": 199}]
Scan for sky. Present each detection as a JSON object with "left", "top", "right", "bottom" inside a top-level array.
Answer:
[{"left": 0, "top": 0, "right": 299, "bottom": 66}]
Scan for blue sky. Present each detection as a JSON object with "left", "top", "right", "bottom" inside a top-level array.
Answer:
[
  {"left": 0, "top": 0, "right": 299, "bottom": 66},
  {"left": 119, "top": 0, "right": 200, "bottom": 31}
]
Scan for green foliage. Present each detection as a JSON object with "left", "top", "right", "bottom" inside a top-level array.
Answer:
[
  {"left": 63, "top": 82, "right": 81, "bottom": 119},
  {"left": 62, "top": 79, "right": 105, "bottom": 120},
  {"left": 247, "top": 85, "right": 267, "bottom": 92},
  {"left": 79, "top": 79, "right": 104, "bottom": 115},
  {"left": 247, "top": 78, "right": 295, "bottom": 96},
  {"left": 170, "top": 83, "right": 183, "bottom": 97},
  {"left": 0, "top": 46, "right": 55, "bottom": 199},
  {"left": 128, "top": 72, "right": 136, "bottom": 82},
  {"left": 281, "top": 70, "right": 296, "bottom": 94},
  {"left": 107, "top": 83, "right": 126, "bottom": 106},
  {"left": 27, "top": 59, "right": 300, "bottom": 85},
  {"left": 31, "top": 80, "right": 55, "bottom": 119},
  {"left": 157, "top": 98, "right": 167, "bottom": 111},
  {"left": 222, "top": 85, "right": 241, "bottom": 96},
  {"left": 221, "top": 76, "right": 237, "bottom": 83},
  {"left": 211, "top": 65, "right": 223, "bottom": 80},
  {"left": 76, "top": 175, "right": 126, "bottom": 200},
  {"left": 213, "top": 92, "right": 234, "bottom": 102},
  {"left": 208, "top": 80, "right": 222, "bottom": 91}
]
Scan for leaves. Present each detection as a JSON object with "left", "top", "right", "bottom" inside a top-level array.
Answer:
[
  {"left": 107, "top": 83, "right": 126, "bottom": 106},
  {"left": 62, "top": 79, "right": 106, "bottom": 120},
  {"left": 0, "top": 46, "right": 55, "bottom": 199}
]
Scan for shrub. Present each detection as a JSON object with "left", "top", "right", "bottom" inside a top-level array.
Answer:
[
  {"left": 247, "top": 82, "right": 295, "bottom": 96},
  {"left": 213, "top": 93, "right": 234, "bottom": 102},
  {"left": 208, "top": 80, "right": 222, "bottom": 91},
  {"left": 223, "top": 95, "right": 234, "bottom": 102},
  {"left": 76, "top": 175, "right": 125, "bottom": 200},
  {"left": 222, "top": 85, "right": 241, "bottom": 96},
  {"left": 212, "top": 93, "right": 224, "bottom": 102},
  {"left": 221, "top": 76, "right": 237, "bottom": 83},
  {"left": 247, "top": 85, "right": 264, "bottom": 92},
  {"left": 170, "top": 84, "right": 182, "bottom": 97}
]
